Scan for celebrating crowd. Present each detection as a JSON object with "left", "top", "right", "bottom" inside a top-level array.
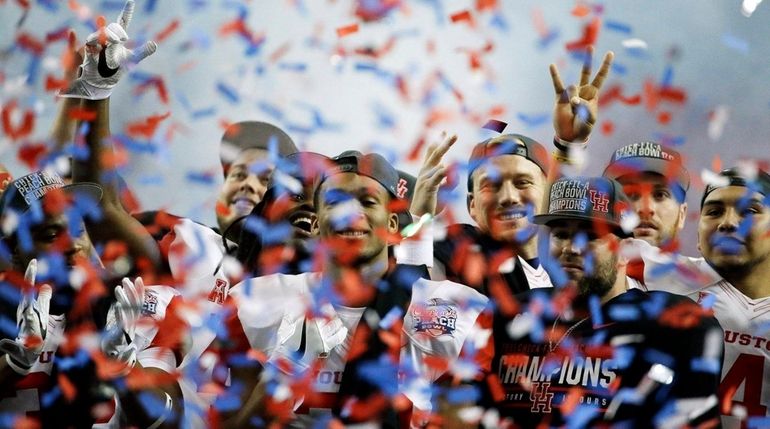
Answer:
[{"left": 1, "top": 2, "right": 768, "bottom": 428}]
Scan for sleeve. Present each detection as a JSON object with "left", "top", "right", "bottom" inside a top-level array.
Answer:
[
  {"left": 400, "top": 279, "right": 489, "bottom": 410},
  {"left": 229, "top": 275, "right": 303, "bottom": 356}
]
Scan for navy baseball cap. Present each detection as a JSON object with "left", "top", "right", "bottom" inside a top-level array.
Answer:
[
  {"left": 534, "top": 176, "right": 633, "bottom": 238},
  {"left": 220, "top": 121, "right": 298, "bottom": 169},
  {"left": 467, "top": 134, "right": 550, "bottom": 193},
  {"left": 603, "top": 141, "right": 690, "bottom": 195},
  {"left": 0, "top": 171, "right": 102, "bottom": 232},
  {"left": 701, "top": 168, "right": 770, "bottom": 208}
]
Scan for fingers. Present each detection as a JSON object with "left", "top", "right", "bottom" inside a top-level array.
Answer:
[
  {"left": 567, "top": 85, "right": 579, "bottom": 105},
  {"left": 37, "top": 285, "right": 52, "bottom": 318},
  {"left": 426, "top": 133, "right": 457, "bottom": 168},
  {"left": 549, "top": 64, "right": 565, "bottom": 96},
  {"left": 24, "top": 259, "right": 37, "bottom": 286},
  {"left": 117, "top": 0, "right": 135, "bottom": 31},
  {"left": 590, "top": 50, "right": 614, "bottom": 90},
  {"left": 131, "top": 41, "right": 158, "bottom": 64},
  {"left": 579, "top": 46, "right": 594, "bottom": 87}
]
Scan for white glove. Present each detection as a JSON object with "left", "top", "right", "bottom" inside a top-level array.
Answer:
[
  {"left": 101, "top": 277, "right": 144, "bottom": 374},
  {"left": 273, "top": 304, "right": 348, "bottom": 373},
  {"left": 0, "top": 259, "right": 52, "bottom": 375},
  {"left": 59, "top": 0, "right": 157, "bottom": 100}
]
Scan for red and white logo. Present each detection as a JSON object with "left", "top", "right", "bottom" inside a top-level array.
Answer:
[
  {"left": 207, "top": 278, "right": 229, "bottom": 305},
  {"left": 397, "top": 178, "right": 409, "bottom": 199}
]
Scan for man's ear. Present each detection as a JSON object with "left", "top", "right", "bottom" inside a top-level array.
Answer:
[
  {"left": 676, "top": 202, "right": 688, "bottom": 231},
  {"left": 468, "top": 193, "right": 479, "bottom": 224},
  {"left": 388, "top": 212, "right": 399, "bottom": 235}
]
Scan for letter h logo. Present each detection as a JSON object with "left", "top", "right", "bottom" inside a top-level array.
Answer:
[
  {"left": 529, "top": 382, "right": 554, "bottom": 413},
  {"left": 589, "top": 190, "right": 610, "bottom": 213}
]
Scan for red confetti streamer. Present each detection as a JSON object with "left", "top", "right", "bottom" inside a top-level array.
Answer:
[
  {"left": 336, "top": 23, "right": 360, "bottom": 38},
  {"left": 565, "top": 17, "right": 601, "bottom": 51},
  {"left": 126, "top": 111, "right": 171, "bottom": 139},
  {"left": 154, "top": 19, "right": 180, "bottom": 44},
  {"left": 598, "top": 84, "right": 642, "bottom": 107},
  {"left": 16, "top": 32, "right": 45, "bottom": 56},
  {"left": 482, "top": 119, "right": 507, "bottom": 133},
  {"left": 571, "top": 3, "right": 591, "bottom": 17},
  {"left": 2, "top": 100, "right": 35, "bottom": 140},
  {"left": 657, "top": 111, "right": 672, "bottom": 125},
  {"left": 476, "top": 0, "right": 498, "bottom": 11},
  {"left": 269, "top": 41, "right": 292, "bottom": 63},
  {"left": 601, "top": 120, "right": 614, "bottom": 136},
  {"left": 17, "top": 143, "right": 47, "bottom": 170},
  {"left": 45, "top": 27, "right": 70, "bottom": 43},
  {"left": 133, "top": 76, "right": 169, "bottom": 104},
  {"left": 45, "top": 74, "right": 68, "bottom": 92},
  {"left": 450, "top": 9, "right": 475, "bottom": 26},
  {"left": 67, "top": 107, "right": 97, "bottom": 121}
]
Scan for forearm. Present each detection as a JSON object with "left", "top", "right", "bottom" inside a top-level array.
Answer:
[
  {"left": 74, "top": 98, "right": 163, "bottom": 268},
  {"left": 50, "top": 97, "right": 82, "bottom": 150}
]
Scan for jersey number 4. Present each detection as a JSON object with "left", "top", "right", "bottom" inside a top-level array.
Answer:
[{"left": 719, "top": 353, "right": 767, "bottom": 418}]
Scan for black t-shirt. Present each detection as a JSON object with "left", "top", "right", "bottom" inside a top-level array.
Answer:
[
  {"left": 482, "top": 287, "right": 724, "bottom": 427},
  {"left": 434, "top": 223, "right": 531, "bottom": 295}
]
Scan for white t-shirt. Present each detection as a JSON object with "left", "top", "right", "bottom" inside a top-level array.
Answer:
[
  {"left": 624, "top": 238, "right": 770, "bottom": 428},
  {"left": 228, "top": 271, "right": 489, "bottom": 427}
]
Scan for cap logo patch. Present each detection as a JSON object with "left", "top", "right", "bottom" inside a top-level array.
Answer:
[
  {"left": 13, "top": 171, "right": 65, "bottom": 205},
  {"left": 613, "top": 142, "right": 674, "bottom": 162},
  {"left": 397, "top": 178, "right": 409, "bottom": 199},
  {"left": 589, "top": 190, "right": 610, "bottom": 213}
]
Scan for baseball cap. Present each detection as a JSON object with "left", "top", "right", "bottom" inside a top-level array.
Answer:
[
  {"left": 467, "top": 134, "right": 550, "bottom": 193},
  {"left": 700, "top": 168, "right": 770, "bottom": 208},
  {"left": 0, "top": 171, "right": 103, "bottom": 226},
  {"left": 603, "top": 141, "right": 690, "bottom": 195},
  {"left": 534, "top": 176, "right": 632, "bottom": 238},
  {"left": 219, "top": 121, "right": 298, "bottom": 168},
  {"left": 322, "top": 150, "right": 401, "bottom": 198}
]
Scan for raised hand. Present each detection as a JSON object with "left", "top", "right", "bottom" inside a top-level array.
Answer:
[
  {"left": 60, "top": 0, "right": 157, "bottom": 100},
  {"left": 410, "top": 132, "right": 457, "bottom": 217},
  {"left": 550, "top": 47, "right": 614, "bottom": 144},
  {"left": 0, "top": 259, "right": 52, "bottom": 374},
  {"left": 101, "top": 277, "right": 145, "bottom": 372}
]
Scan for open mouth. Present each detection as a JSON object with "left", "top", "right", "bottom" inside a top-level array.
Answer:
[{"left": 289, "top": 211, "right": 314, "bottom": 236}]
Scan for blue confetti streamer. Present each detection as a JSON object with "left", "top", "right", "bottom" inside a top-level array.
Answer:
[
  {"left": 145, "top": 0, "right": 159, "bottom": 13},
  {"left": 216, "top": 81, "right": 241, "bottom": 104},
  {"left": 278, "top": 62, "right": 308, "bottom": 72},
  {"left": 604, "top": 20, "right": 632, "bottom": 34},
  {"left": 537, "top": 29, "right": 560, "bottom": 49},
  {"left": 611, "top": 62, "right": 627, "bottom": 75},
  {"left": 660, "top": 65, "right": 674, "bottom": 88},
  {"left": 516, "top": 112, "right": 550, "bottom": 128},
  {"left": 722, "top": 33, "right": 750, "bottom": 54},
  {"left": 691, "top": 357, "right": 721, "bottom": 374}
]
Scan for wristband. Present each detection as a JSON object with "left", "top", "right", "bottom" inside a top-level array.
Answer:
[
  {"left": 395, "top": 215, "right": 434, "bottom": 267},
  {"left": 553, "top": 136, "right": 588, "bottom": 152}
]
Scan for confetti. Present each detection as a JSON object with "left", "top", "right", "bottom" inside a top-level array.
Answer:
[{"left": 336, "top": 23, "right": 360, "bottom": 38}]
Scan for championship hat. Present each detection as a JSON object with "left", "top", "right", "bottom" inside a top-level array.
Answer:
[
  {"left": 603, "top": 141, "right": 690, "bottom": 196},
  {"left": 534, "top": 176, "right": 633, "bottom": 237}
]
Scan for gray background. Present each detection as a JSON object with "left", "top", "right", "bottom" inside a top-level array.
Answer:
[{"left": 2, "top": 0, "right": 769, "bottom": 255}]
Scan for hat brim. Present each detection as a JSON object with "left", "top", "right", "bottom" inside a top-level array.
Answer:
[
  {"left": 62, "top": 182, "right": 103, "bottom": 204},
  {"left": 603, "top": 157, "right": 689, "bottom": 193},
  {"left": 533, "top": 213, "right": 631, "bottom": 238}
]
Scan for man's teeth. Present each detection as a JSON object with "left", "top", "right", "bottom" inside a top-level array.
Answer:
[
  {"left": 499, "top": 212, "right": 525, "bottom": 220},
  {"left": 292, "top": 217, "right": 312, "bottom": 226},
  {"left": 338, "top": 231, "right": 366, "bottom": 237}
]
